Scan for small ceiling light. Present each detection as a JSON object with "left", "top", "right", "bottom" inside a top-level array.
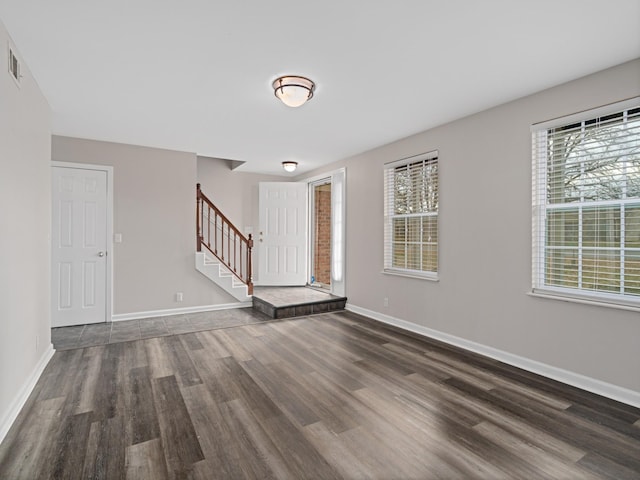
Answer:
[
  {"left": 282, "top": 161, "right": 298, "bottom": 172},
  {"left": 272, "top": 75, "right": 315, "bottom": 108}
]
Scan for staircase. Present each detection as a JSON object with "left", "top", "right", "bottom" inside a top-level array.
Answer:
[
  {"left": 195, "top": 184, "right": 253, "bottom": 302},
  {"left": 195, "top": 250, "right": 252, "bottom": 302}
]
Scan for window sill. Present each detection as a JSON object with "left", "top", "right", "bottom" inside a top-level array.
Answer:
[
  {"left": 382, "top": 269, "right": 439, "bottom": 282},
  {"left": 528, "top": 290, "right": 640, "bottom": 313}
]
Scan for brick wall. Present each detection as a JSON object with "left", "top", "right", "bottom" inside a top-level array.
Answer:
[{"left": 314, "top": 188, "right": 331, "bottom": 285}]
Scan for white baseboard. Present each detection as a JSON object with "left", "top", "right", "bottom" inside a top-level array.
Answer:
[
  {"left": 345, "top": 303, "right": 640, "bottom": 409},
  {"left": 0, "top": 344, "right": 55, "bottom": 444},
  {"left": 111, "top": 302, "right": 252, "bottom": 322}
]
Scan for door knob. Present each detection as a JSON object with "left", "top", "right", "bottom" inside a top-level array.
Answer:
[{"left": 98, "top": 251, "right": 105, "bottom": 257}]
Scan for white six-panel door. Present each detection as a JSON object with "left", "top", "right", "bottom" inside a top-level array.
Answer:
[
  {"left": 258, "top": 182, "right": 307, "bottom": 285},
  {"left": 52, "top": 166, "right": 108, "bottom": 327}
]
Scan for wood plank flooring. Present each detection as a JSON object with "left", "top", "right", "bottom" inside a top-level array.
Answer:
[{"left": 1, "top": 310, "right": 639, "bottom": 479}]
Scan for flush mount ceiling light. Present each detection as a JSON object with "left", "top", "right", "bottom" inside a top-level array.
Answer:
[
  {"left": 272, "top": 75, "right": 315, "bottom": 108},
  {"left": 282, "top": 161, "right": 298, "bottom": 172}
]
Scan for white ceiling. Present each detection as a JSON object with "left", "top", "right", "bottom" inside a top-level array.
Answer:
[{"left": 1, "top": 1, "right": 639, "bottom": 175}]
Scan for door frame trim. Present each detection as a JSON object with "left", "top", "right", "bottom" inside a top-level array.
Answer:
[
  {"left": 52, "top": 161, "right": 114, "bottom": 323},
  {"left": 301, "top": 167, "right": 347, "bottom": 297}
]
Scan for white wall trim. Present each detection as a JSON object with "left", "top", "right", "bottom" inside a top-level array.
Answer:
[
  {"left": 51, "top": 161, "right": 114, "bottom": 325},
  {"left": 345, "top": 303, "right": 640, "bottom": 409},
  {"left": 0, "top": 344, "right": 55, "bottom": 444},
  {"left": 528, "top": 291, "right": 640, "bottom": 313},
  {"left": 111, "top": 302, "right": 251, "bottom": 321},
  {"left": 298, "top": 167, "right": 344, "bottom": 185}
]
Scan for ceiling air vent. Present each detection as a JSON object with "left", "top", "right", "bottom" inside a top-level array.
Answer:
[{"left": 8, "top": 46, "right": 21, "bottom": 86}]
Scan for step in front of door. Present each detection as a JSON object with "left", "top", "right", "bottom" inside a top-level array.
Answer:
[{"left": 252, "top": 296, "right": 346, "bottom": 319}]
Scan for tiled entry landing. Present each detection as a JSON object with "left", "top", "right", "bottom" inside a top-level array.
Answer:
[
  {"left": 51, "top": 307, "right": 271, "bottom": 350},
  {"left": 252, "top": 286, "right": 347, "bottom": 319},
  {"left": 52, "top": 288, "right": 347, "bottom": 350}
]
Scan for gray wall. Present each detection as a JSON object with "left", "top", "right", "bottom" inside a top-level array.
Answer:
[
  {"left": 0, "top": 21, "right": 52, "bottom": 436},
  {"left": 300, "top": 59, "right": 640, "bottom": 393},
  {"left": 52, "top": 137, "right": 237, "bottom": 314}
]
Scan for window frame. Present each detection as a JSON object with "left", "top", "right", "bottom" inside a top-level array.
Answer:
[
  {"left": 384, "top": 151, "right": 439, "bottom": 280},
  {"left": 531, "top": 98, "right": 640, "bottom": 308}
]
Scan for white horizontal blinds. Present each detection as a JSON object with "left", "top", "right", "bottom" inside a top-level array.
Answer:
[
  {"left": 384, "top": 151, "right": 438, "bottom": 276},
  {"left": 532, "top": 102, "right": 640, "bottom": 304}
]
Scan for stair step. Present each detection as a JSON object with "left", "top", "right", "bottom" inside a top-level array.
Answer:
[
  {"left": 252, "top": 287, "right": 346, "bottom": 319},
  {"left": 195, "top": 252, "right": 251, "bottom": 302}
]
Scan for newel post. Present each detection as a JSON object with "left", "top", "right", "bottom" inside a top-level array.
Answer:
[
  {"left": 247, "top": 233, "right": 254, "bottom": 295},
  {"left": 196, "top": 183, "right": 202, "bottom": 252}
]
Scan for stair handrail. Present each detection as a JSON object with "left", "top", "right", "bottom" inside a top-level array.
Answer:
[{"left": 196, "top": 183, "right": 253, "bottom": 295}]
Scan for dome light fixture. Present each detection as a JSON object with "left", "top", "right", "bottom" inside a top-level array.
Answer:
[
  {"left": 282, "top": 161, "right": 298, "bottom": 173},
  {"left": 272, "top": 75, "right": 315, "bottom": 108}
]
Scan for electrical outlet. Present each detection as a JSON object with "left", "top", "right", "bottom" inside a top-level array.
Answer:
[
  {"left": 383, "top": 297, "right": 389, "bottom": 307},
  {"left": 176, "top": 292, "right": 183, "bottom": 302}
]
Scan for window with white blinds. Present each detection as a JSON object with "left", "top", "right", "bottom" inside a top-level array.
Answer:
[
  {"left": 532, "top": 99, "right": 640, "bottom": 307},
  {"left": 384, "top": 151, "right": 438, "bottom": 278}
]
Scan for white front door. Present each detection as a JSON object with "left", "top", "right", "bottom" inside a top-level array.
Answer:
[
  {"left": 258, "top": 182, "right": 307, "bottom": 285},
  {"left": 52, "top": 166, "right": 108, "bottom": 327}
]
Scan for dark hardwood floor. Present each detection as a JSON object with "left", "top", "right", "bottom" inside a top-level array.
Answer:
[{"left": 1, "top": 310, "right": 639, "bottom": 479}]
